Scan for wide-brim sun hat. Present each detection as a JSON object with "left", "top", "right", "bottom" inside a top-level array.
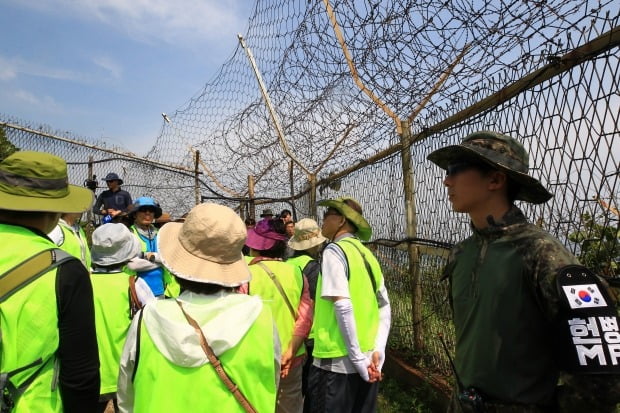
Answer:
[
  {"left": 130, "top": 196, "right": 163, "bottom": 218},
  {"left": 157, "top": 202, "right": 251, "bottom": 287},
  {"left": 103, "top": 172, "right": 123, "bottom": 185},
  {"left": 260, "top": 208, "right": 275, "bottom": 218},
  {"left": 318, "top": 197, "right": 372, "bottom": 241},
  {"left": 245, "top": 218, "right": 289, "bottom": 251},
  {"left": 288, "top": 218, "right": 327, "bottom": 251},
  {"left": 91, "top": 223, "right": 142, "bottom": 266},
  {"left": 427, "top": 131, "right": 553, "bottom": 204},
  {"left": 0, "top": 151, "right": 94, "bottom": 213}
]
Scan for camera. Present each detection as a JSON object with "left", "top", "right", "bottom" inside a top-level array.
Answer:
[{"left": 458, "top": 387, "right": 485, "bottom": 412}]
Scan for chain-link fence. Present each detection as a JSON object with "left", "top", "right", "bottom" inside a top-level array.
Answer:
[{"left": 1, "top": 0, "right": 618, "bottom": 383}]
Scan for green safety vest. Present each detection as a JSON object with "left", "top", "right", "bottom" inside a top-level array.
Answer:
[
  {"left": 313, "top": 238, "right": 382, "bottom": 358},
  {"left": 130, "top": 225, "right": 179, "bottom": 297},
  {"left": 132, "top": 302, "right": 277, "bottom": 413},
  {"left": 58, "top": 221, "right": 91, "bottom": 270},
  {"left": 91, "top": 269, "right": 132, "bottom": 395},
  {"left": 248, "top": 260, "right": 306, "bottom": 357},
  {"left": 0, "top": 224, "right": 64, "bottom": 412}
]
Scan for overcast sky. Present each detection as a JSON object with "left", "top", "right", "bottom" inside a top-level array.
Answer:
[{"left": 0, "top": 0, "right": 254, "bottom": 154}]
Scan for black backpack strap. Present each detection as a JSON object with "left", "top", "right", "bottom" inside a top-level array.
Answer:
[
  {"left": 1, "top": 357, "right": 53, "bottom": 412},
  {"left": 302, "top": 260, "right": 321, "bottom": 301},
  {"left": 0, "top": 248, "right": 73, "bottom": 302}
]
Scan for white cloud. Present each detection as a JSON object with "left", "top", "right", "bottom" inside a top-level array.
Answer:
[
  {"left": 11, "top": 0, "right": 248, "bottom": 48},
  {"left": 0, "top": 51, "right": 120, "bottom": 84},
  {"left": 12, "top": 89, "right": 63, "bottom": 112},
  {"left": 0, "top": 56, "right": 18, "bottom": 80},
  {"left": 92, "top": 56, "right": 123, "bottom": 80}
]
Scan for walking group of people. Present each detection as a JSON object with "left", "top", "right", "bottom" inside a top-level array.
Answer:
[{"left": 1, "top": 130, "right": 618, "bottom": 413}]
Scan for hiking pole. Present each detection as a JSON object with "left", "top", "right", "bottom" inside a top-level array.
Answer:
[{"left": 437, "top": 333, "right": 485, "bottom": 413}]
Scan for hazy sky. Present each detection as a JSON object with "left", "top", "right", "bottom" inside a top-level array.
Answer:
[{"left": 0, "top": 0, "right": 254, "bottom": 154}]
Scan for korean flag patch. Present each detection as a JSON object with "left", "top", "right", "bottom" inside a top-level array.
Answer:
[{"left": 562, "top": 284, "right": 608, "bottom": 309}]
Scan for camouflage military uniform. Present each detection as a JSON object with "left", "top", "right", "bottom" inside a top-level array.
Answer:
[
  {"left": 443, "top": 207, "right": 620, "bottom": 412},
  {"left": 427, "top": 131, "right": 620, "bottom": 413}
]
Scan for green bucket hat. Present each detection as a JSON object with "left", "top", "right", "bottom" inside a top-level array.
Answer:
[
  {"left": 318, "top": 197, "right": 372, "bottom": 241},
  {"left": 427, "top": 131, "right": 553, "bottom": 204},
  {"left": 0, "top": 151, "right": 94, "bottom": 213}
]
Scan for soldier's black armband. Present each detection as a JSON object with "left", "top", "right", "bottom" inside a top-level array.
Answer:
[{"left": 555, "top": 265, "right": 620, "bottom": 374}]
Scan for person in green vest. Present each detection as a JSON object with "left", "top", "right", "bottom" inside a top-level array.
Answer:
[
  {"left": 240, "top": 218, "right": 313, "bottom": 413},
  {"left": 126, "top": 196, "right": 179, "bottom": 298},
  {"left": 0, "top": 151, "right": 100, "bottom": 412},
  {"left": 90, "top": 223, "right": 154, "bottom": 413},
  {"left": 285, "top": 218, "right": 326, "bottom": 413},
  {"left": 308, "top": 197, "right": 391, "bottom": 413},
  {"left": 117, "top": 203, "right": 279, "bottom": 413},
  {"left": 48, "top": 211, "right": 92, "bottom": 270}
]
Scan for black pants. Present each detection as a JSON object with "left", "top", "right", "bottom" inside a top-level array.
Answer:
[{"left": 306, "top": 365, "right": 379, "bottom": 413}]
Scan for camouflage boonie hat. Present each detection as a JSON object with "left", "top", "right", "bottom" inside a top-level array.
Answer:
[{"left": 427, "top": 131, "right": 553, "bottom": 204}]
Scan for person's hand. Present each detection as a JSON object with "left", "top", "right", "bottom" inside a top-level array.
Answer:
[
  {"left": 368, "top": 351, "right": 384, "bottom": 382},
  {"left": 280, "top": 348, "right": 294, "bottom": 378},
  {"left": 109, "top": 209, "right": 121, "bottom": 217}
]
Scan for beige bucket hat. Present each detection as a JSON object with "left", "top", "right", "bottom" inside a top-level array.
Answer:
[
  {"left": 288, "top": 218, "right": 327, "bottom": 251},
  {"left": 157, "top": 202, "right": 251, "bottom": 287}
]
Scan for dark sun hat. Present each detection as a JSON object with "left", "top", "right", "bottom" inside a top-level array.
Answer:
[
  {"left": 103, "top": 172, "right": 123, "bottom": 185},
  {"left": 318, "top": 197, "right": 372, "bottom": 241},
  {"left": 427, "top": 131, "right": 553, "bottom": 204},
  {"left": 0, "top": 151, "right": 94, "bottom": 213}
]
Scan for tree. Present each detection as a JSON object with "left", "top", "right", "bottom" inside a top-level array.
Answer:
[
  {"left": 569, "top": 211, "right": 620, "bottom": 277},
  {"left": 0, "top": 126, "right": 19, "bottom": 160}
]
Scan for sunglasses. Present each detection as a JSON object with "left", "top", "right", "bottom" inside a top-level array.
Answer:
[
  {"left": 138, "top": 207, "right": 157, "bottom": 214},
  {"left": 323, "top": 210, "right": 342, "bottom": 219},
  {"left": 446, "top": 161, "right": 491, "bottom": 176}
]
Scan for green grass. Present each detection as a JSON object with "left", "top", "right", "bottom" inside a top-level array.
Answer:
[{"left": 377, "top": 374, "right": 435, "bottom": 413}]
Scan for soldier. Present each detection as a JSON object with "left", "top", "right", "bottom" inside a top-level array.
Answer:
[{"left": 427, "top": 131, "right": 620, "bottom": 412}]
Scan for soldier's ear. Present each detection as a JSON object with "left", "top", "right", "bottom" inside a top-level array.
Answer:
[{"left": 488, "top": 170, "right": 507, "bottom": 190}]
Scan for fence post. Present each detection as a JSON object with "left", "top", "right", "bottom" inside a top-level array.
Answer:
[
  {"left": 399, "top": 120, "right": 423, "bottom": 353},
  {"left": 194, "top": 150, "right": 200, "bottom": 206},
  {"left": 87, "top": 156, "right": 94, "bottom": 225},
  {"left": 248, "top": 175, "right": 256, "bottom": 221},
  {"left": 289, "top": 160, "right": 297, "bottom": 220},
  {"left": 308, "top": 174, "right": 317, "bottom": 219}
]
